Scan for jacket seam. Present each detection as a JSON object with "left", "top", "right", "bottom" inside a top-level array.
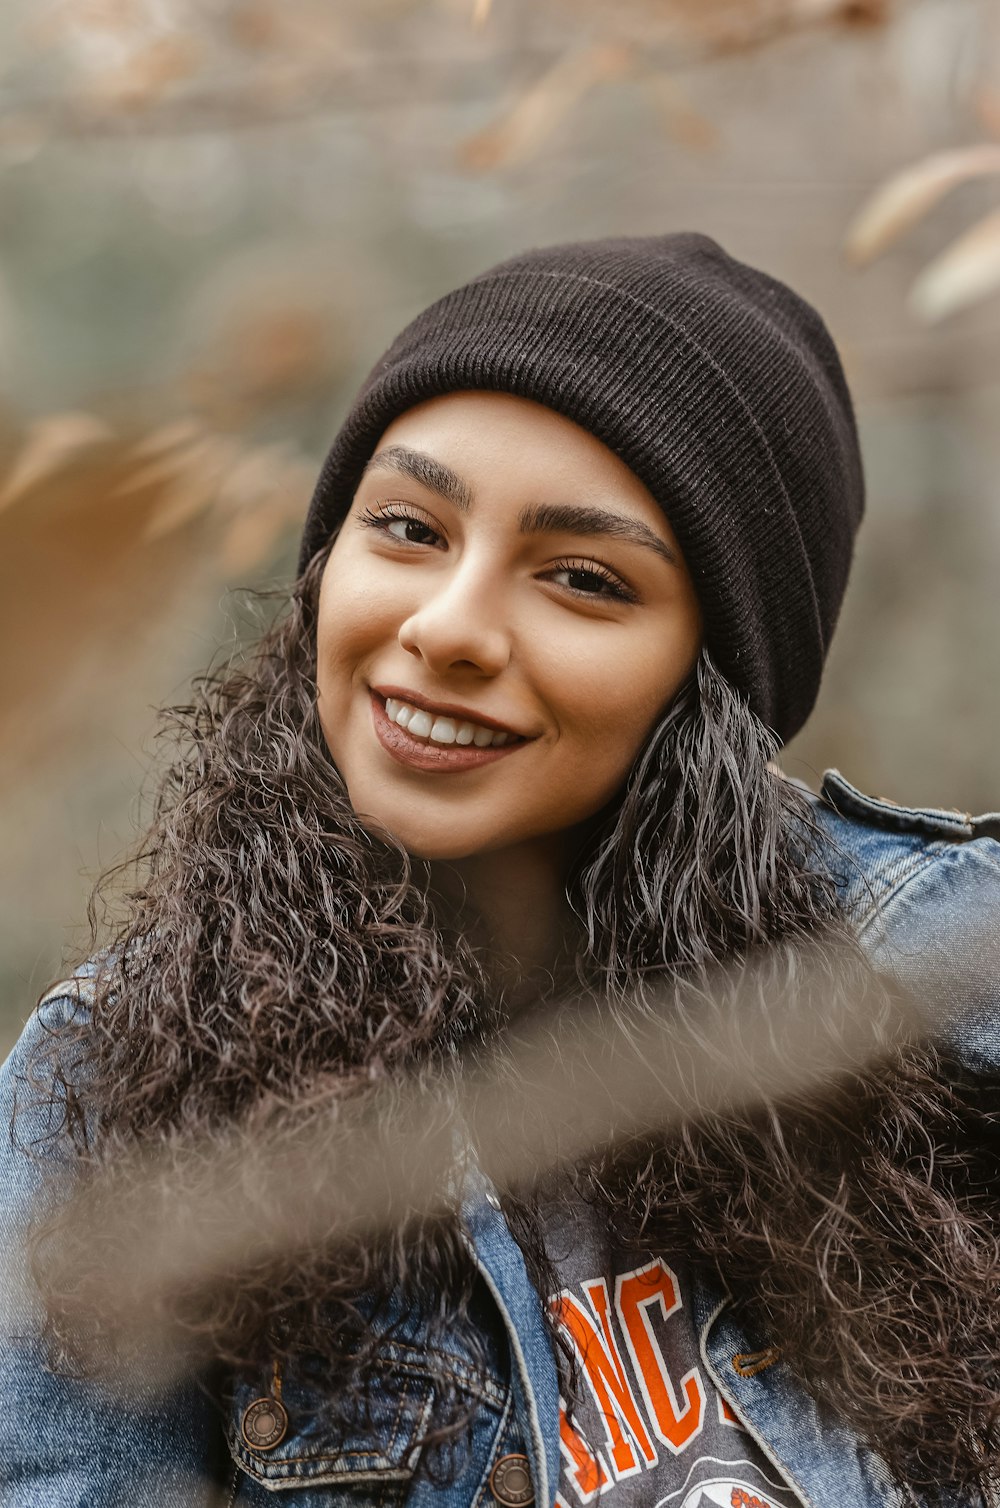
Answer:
[
  {"left": 820, "top": 780, "right": 975, "bottom": 839},
  {"left": 233, "top": 1449, "right": 412, "bottom": 1472},
  {"left": 852, "top": 837, "right": 1000, "bottom": 948},
  {"left": 852, "top": 850, "right": 943, "bottom": 940},
  {"left": 257, "top": 1342, "right": 505, "bottom": 1410},
  {"left": 228, "top": 1372, "right": 433, "bottom": 1478},
  {"left": 374, "top": 1342, "right": 507, "bottom": 1409},
  {"left": 698, "top": 1300, "right": 814, "bottom": 1508},
  {"left": 462, "top": 1231, "right": 551, "bottom": 1508},
  {"left": 471, "top": 1379, "right": 516, "bottom": 1508}
]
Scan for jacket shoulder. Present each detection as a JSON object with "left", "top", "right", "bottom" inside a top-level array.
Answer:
[
  {"left": 0, "top": 961, "right": 230, "bottom": 1507},
  {"left": 0, "top": 961, "right": 109, "bottom": 1266},
  {"left": 805, "top": 769, "right": 1000, "bottom": 1066}
]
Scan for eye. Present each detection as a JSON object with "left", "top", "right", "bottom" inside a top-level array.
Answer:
[
  {"left": 547, "top": 559, "right": 637, "bottom": 605},
  {"left": 358, "top": 503, "right": 443, "bottom": 548}
]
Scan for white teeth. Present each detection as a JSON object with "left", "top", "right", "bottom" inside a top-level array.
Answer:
[
  {"left": 429, "top": 717, "right": 457, "bottom": 745},
  {"left": 383, "top": 696, "right": 517, "bottom": 750}
]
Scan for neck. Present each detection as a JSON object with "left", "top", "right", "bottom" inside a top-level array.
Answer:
[{"left": 430, "top": 836, "right": 581, "bottom": 1013}]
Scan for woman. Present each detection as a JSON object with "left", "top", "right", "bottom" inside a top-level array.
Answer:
[{"left": 3, "top": 233, "right": 1000, "bottom": 1508}]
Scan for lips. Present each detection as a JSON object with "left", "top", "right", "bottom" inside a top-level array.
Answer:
[
  {"left": 371, "top": 684, "right": 526, "bottom": 738},
  {"left": 370, "top": 691, "right": 531, "bottom": 773}
]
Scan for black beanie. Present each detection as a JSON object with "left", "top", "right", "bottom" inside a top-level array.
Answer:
[{"left": 299, "top": 233, "right": 864, "bottom": 744}]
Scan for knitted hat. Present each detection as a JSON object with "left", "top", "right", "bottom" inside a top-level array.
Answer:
[{"left": 299, "top": 233, "right": 864, "bottom": 744}]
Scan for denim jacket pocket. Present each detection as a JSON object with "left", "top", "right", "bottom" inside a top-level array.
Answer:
[{"left": 226, "top": 1340, "right": 506, "bottom": 1498}]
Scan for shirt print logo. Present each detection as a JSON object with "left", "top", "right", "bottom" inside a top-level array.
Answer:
[
  {"left": 551, "top": 1258, "right": 713, "bottom": 1504},
  {"left": 658, "top": 1461, "right": 791, "bottom": 1508}
]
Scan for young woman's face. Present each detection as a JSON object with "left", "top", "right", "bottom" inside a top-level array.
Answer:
[{"left": 316, "top": 391, "right": 702, "bottom": 861}]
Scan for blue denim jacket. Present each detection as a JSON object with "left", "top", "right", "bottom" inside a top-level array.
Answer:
[{"left": 2, "top": 769, "right": 1000, "bottom": 1508}]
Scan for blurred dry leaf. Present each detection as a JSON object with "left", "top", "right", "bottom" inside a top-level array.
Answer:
[
  {"left": 974, "top": 88, "right": 1000, "bottom": 143},
  {"left": 27, "top": 0, "right": 142, "bottom": 48},
  {"left": 183, "top": 305, "right": 336, "bottom": 418},
  {"left": 0, "top": 112, "right": 49, "bottom": 163},
  {"left": 909, "top": 207, "right": 1000, "bottom": 323},
  {"left": 225, "top": 0, "right": 347, "bottom": 60},
  {"left": 51, "top": 0, "right": 143, "bottom": 31},
  {"left": 137, "top": 436, "right": 242, "bottom": 541},
  {"left": 0, "top": 412, "right": 315, "bottom": 777},
  {"left": 642, "top": 75, "right": 719, "bottom": 152},
  {"left": 220, "top": 308, "right": 332, "bottom": 404},
  {"left": 15, "top": 0, "right": 891, "bottom": 143},
  {"left": 114, "top": 428, "right": 311, "bottom": 548},
  {"left": 220, "top": 498, "right": 294, "bottom": 574},
  {"left": 128, "top": 417, "right": 207, "bottom": 461},
  {"left": 113, "top": 437, "right": 213, "bottom": 500},
  {"left": 134, "top": 432, "right": 312, "bottom": 550},
  {"left": 783, "top": 0, "right": 889, "bottom": 26},
  {"left": 845, "top": 144, "right": 1000, "bottom": 265},
  {"left": 459, "top": 41, "right": 633, "bottom": 171},
  {"left": 570, "top": 0, "right": 891, "bottom": 54},
  {"left": 215, "top": 442, "right": 313, "bottom": 516},
  {"left": 654, "top": 0, "right": 783, "bottom": 50},
  {"left": 0, "top": 412, "right": 115, "bottom": 513},
  {"left": 86, "top": 34, "right": 202, "bottom": 111}
]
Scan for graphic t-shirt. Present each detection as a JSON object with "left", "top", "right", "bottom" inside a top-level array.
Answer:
[{"left": 534, "top": 1175, "right": 801, "bottom": 1508}]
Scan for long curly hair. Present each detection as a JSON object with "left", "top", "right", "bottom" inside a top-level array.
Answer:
[{"left": 18, "top": 539, "right": 1000, "bottom": 1504}]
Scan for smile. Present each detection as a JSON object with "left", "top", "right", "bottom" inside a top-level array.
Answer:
[
  {"left": 370, "top": 692, "right": 530, "bottom": 773},
  {"left": 385, "top": 696, "right": 515, "bottom": 748}
]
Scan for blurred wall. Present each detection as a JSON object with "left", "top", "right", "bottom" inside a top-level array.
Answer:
[{"left": 2, "top": 0, "right": 999, "bottom": 1051}]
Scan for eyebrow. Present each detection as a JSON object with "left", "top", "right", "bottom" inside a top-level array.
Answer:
[
  {"left": 361, "top": 444, "right": 679, "bottom": 569},
  {"left": 362, "top": 445, "right": 474, "bottom": 512},
  {"left": 518, "top": 501, "right": 679, "bottom": 570}
]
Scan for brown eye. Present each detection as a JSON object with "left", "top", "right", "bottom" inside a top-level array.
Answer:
[
  {"left": 387, "top": 518, "right": 438, "bottom": 545},
  {"left": 559, "top": 568, "right": 608, "bottom": 595},
  {"left": 359, "top": 504, "right": 443, "bottom": 549},
  {"left": 548, "top": 560, "right": 636, "bottom": 604}
]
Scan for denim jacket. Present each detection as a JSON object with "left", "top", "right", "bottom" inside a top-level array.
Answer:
[{"left": 2, "top": 768, "right": 1000, "bottom": 1508}]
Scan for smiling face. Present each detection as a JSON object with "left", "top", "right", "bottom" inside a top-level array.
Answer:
[{"left": 315, "top": 391, "right": 703, "bottom": 864}]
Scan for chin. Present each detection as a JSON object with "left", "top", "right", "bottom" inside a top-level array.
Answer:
[{"left": 348, "top": 806, "right": 483, "bottom": 862}]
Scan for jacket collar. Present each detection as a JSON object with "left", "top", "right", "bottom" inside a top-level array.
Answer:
[{"left": 460, "top": 1164, "right": 561, "bottom": 1508}]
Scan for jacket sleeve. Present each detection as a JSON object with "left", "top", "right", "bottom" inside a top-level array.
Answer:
[
  {"left": 0, "top": 978, "right": 232, "bottom": 1508},
  {"left": 858, "top": 835, "right": 1000, "bottom": 1070}
]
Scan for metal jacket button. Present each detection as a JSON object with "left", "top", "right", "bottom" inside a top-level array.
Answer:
[
  {"left": 241, "top": 1395, "right": 289, "bottom": 1451},
  {"left": 490, "top": 1452, "right": 534, "bottom": 1507}
]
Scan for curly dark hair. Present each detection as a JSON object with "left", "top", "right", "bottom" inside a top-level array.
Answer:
[{"left": 18, "top": 539, "right": 1000, "bottom": 1504}]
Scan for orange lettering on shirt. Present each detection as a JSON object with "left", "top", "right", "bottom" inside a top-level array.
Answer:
[
  {"left": 615, "top": 1260, "right": 706, "bottom": 1454},
  {"left": 557, "top": 1398, "right": 610, "bottom": 1503},
  {"left": 718, "top": 1393, "right": 742, "bottom": 1427},
  {"left": 551, "top": 1283, "right": 657, "bottom": 1478}
]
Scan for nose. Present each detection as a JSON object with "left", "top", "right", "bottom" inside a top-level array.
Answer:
[{"left": 397, "top": 559, "right": 511, "bottom": 678}]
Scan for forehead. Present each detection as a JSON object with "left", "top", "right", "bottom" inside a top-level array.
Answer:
[{"left": 375, "top": 388, "right": 608, "bottom": 459}]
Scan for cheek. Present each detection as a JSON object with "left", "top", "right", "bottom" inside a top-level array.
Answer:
[
  {"left": 565, "top": 703, "right": 656, "bottom": 805},
  {"left": 540, "top": 648, "right": 676, "bottom": 811},
  {"left": 317, "top": 554, "right": 389, "bottom": 677},
  {"left": 315, "top": 560, "right": 384, "bottom": 761}
]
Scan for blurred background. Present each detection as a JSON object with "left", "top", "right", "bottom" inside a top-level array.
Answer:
[{"left": 2, "top": 0, "right": 999, "bottom": 1052}]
